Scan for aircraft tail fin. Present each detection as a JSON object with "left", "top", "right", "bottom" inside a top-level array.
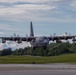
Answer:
[{"left": 30, "top": 21, "right": 34, "bottom": 37}]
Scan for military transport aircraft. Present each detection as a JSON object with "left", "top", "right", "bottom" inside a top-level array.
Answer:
[{"left": 0, "top": 22, "right": 76, "bottom": 49}]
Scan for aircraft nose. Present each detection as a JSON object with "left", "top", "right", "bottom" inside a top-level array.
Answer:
[{"left": 44, "top": 39, "right": 49, "bottom": 44}]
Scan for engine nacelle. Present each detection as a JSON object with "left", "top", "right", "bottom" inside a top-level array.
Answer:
[
  {"left": 17, "top": 40, "right": 22, "bottom": 44},
  {"left": 56, "top": 40, "right": 62, "bottom": 43},
  {"left": 2, "top": 39, "right": 6, "bottom": 43},
  {"left": 72, "top": 38, "right": 76, "bottom": 43}
]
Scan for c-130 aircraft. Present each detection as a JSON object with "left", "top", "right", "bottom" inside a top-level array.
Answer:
[{"left": 1, "top": 22, "right": 76, "bottom": 49}]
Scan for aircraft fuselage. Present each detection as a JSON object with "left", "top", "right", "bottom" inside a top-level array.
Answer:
[{"left": 30, "top": 37, "right": 49, "bottom": 48}]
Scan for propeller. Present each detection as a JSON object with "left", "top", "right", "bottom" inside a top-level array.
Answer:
[
  {"left": 13, "top": 33, "right": 20, "bottom": 37},
  {"left": 50, "top": 33, "right": 56, "bottom": 43},
  {"left": 64, "top": 32, "right": 68, "bottom": 40},
  {"left": 17, "top": 34, "right": 20, "bottom": 37},
  {"left": 65, "top": 32, "right": 68, "bottom": 36},
  {"left": 72, "top": 37, "right": 76, "bottom": 43},
  {"left": 14, "top": 33, "right": 16, "bottom": 37},
  {"left": 11, "top": 33, "right": 21, "bottom": 43},
  {"left": 69, "top": 33, "right": 71, "bottom": 36},
  {"left": 2, "top": 39, "right": 6, "bottom": 43},
  {"left": 25, "top": 34, "right": 29, "bottom": 42},
  {"left": 53, "top": 33, "right": 56, "bottom": 37}
]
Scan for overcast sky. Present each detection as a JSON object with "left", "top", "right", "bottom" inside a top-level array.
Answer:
[
  {"left": 0, "top": 0, "right": 76, "bottom": 50},
  {"left": 0, "top": 0, "right": 76, "bottom": 36}
]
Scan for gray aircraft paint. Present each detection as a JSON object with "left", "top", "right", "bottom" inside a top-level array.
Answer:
[{"left": 30, "top": 22, "right": 34, "bottom": 37}]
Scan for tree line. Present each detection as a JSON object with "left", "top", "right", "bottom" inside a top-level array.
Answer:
[{"left": 0, "top": 43, "right": 76, "bottom": 56}]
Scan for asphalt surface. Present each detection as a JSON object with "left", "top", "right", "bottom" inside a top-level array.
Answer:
[{"left": 0, "top": 64, "right": 76, "bottom": 75}]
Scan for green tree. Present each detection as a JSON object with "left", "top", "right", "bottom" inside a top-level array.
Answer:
[
  {"left": 1, "top": 48, "right": 12, "bottom": 56},
  {"left": 70, "top": 43, "right": 76, "bottom": 53}
]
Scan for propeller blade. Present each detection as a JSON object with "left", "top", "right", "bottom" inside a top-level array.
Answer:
[
  {"left": 17, "top": 34, "right": 20, "bottom": 37},
  {"left": 14, "top": 33, "right": 16, "bottom": 37},
  {"left": 53, "top": 33, "right": 56, "bottom": 37},
  {"left": 25, "top": 34, "right": 28, "bottom": 42}
]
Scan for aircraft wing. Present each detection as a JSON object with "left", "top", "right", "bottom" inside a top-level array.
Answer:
[
  {"left": 0, "top": 35, "right": 76, "bottom": 42},
  {"left": 0, "top": 37, "right": 35, "bottom": 41},
  {"left": 48, "top": 35, "right": 76, "bottom": 41}
]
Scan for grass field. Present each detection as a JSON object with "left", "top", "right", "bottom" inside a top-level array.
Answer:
[{"left": 0, "top": 54, "right": 76, "bottom": 64}]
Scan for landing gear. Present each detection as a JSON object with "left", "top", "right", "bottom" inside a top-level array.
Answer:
[
  {"left": 43, "top": 46, "right": 47, "bottom": 49},
  {"left": 33, "top": 47, "right": 36, "bottom": 50}
]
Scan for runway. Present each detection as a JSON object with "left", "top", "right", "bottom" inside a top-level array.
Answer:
[
  {"left": 0, "top": 64, "right": 76, "bottom": 75},
  {"left": 0, "top": 70, "right": 76, "bottom": 75}
]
